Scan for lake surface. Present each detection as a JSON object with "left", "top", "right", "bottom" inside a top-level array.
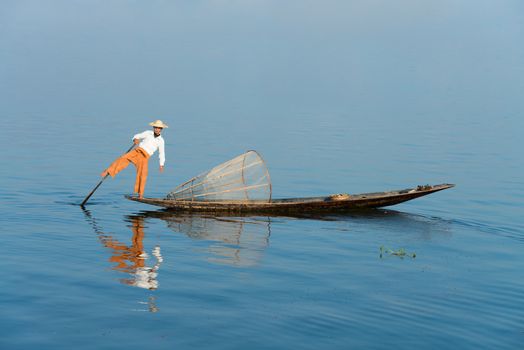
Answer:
[{"left": 1, "top": 1, "right": 523, "bottom": 349}]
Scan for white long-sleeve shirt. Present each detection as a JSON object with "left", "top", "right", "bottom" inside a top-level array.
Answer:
[{"left": 133, "top": 130, "right": 166, "bottom": 166}]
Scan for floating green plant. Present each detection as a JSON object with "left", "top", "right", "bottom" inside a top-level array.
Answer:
[{"left": 380, "top": 246, "right": 416, "bottom": 259}]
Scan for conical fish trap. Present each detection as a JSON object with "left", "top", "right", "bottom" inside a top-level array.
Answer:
[{"left": 166, "top": 150, "right": 272, "bottom": 202}]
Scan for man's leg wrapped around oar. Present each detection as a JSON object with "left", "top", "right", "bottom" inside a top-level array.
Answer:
[{"left": 103, "top": 147, "right": 150, "bottom": 198}]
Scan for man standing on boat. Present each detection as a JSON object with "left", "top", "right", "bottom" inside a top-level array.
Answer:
[{"left": 101, "top": 120, "right": 168, "bottom": 199}]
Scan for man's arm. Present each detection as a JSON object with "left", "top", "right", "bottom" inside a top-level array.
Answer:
[{"left": 159, "top": 139, "right": 165, "bottom": 172}]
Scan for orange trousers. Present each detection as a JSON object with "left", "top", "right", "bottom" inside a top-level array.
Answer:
[{"left": 106, "top": 147, "right": 150, "bottom": 196}]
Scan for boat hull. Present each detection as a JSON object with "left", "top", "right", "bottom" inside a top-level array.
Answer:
[{"left": 125, "top": 183, "right": 454, "bottom": 214}]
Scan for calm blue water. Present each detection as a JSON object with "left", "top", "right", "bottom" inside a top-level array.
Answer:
[{"left": 1, "top": 1, "right": 523, "bottom": 349}]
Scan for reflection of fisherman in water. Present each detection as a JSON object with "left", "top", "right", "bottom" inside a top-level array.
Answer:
[
  {"left": 82, "top": 208, "right": 163, "bottom": 290},
  {"left": 100, "top": 216, "right": 163, "bottom": 290}
]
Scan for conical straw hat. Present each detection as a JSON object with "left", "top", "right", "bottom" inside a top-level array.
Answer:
[{"left": 149, "top": 120, "right": 169, "bottom": 128}]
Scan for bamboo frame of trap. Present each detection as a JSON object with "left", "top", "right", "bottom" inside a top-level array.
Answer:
[{"left": 166, "top": 150, "right": 272, "bottom": 203}]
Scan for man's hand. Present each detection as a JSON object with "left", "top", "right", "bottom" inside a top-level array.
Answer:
[
  {"left": 133, "top": 138, "right": 140, "bottom": 145},
  {"left": 159, "top": 166, "right": 164, "bottom": 173}
]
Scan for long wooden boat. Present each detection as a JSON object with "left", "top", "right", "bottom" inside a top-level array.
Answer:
[{"left": 126, "top": 183, "right": 454, "bottom": 214}]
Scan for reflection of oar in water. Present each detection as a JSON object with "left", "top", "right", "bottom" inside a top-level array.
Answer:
[
  {"left": 80, "top": 206, "right": 104, "bottom": 235},
  {"left": 81, "top": 144, "right": 135, "bottom": 206}
]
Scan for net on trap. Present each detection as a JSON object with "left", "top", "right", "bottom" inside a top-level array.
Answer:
[{"left": 166, "top": 150, "right": 272, "bottom": 202}]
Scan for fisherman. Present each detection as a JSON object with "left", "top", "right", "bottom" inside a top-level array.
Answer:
[{"left": 101, "top": 120, "right": 168, "bottom": 199}]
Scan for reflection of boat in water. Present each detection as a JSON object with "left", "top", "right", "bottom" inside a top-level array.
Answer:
[
  {"left": 82, "top": 208, "right": 163, "bottom": 290},
  {"left": 133, "top": 211, "right": 271, "bottom": 267},
  {"left": 131, "top": 207, "right": 453, "bottom": 267}
]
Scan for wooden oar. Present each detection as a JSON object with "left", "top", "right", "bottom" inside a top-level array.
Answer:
[{"left": 81, "top": 144, "right": 135, "bottom": 206}]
